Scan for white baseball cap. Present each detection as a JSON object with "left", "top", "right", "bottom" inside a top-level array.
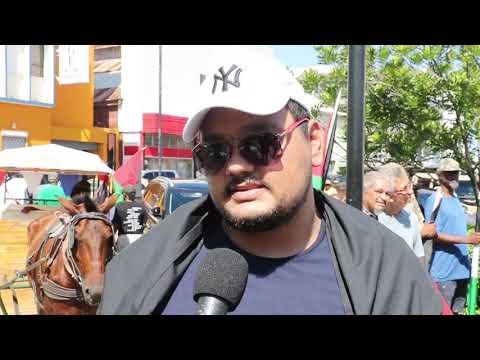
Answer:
[{"left": 182, "top": 46, "right": 310, "bottom": 143}]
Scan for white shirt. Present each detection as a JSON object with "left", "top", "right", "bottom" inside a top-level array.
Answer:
[{"left": 378, "top": 209, "right": 425, "bottom": 258}]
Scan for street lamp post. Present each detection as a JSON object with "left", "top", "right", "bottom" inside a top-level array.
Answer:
[
  {"left": 158, "top": 45, "right": 163, "bottom": 174},
  {"left": 346, "top": 45, "right": 366, "bottom": 210}
]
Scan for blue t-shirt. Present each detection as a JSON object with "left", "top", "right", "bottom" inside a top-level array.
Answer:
[
  {"left": 425, "top": 193, "right": 471, "bottom": 282},
  {"left": 162, "top": 222, "right": 345, "bottom": 315}
]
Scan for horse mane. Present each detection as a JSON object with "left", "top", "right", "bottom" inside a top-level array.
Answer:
[{"left": 71, "top": 193, "right": 98, "bottom": 213}]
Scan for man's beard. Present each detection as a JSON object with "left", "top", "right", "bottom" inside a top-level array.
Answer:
[
  {"left": 440, "top": 177, "right": 459, "bottom": 192},
  {"left": 217, "top": 176, "right": 312, "bottom": 233}
]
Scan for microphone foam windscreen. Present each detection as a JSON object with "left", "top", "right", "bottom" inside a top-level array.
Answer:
[{"left": 193, "top": 247, "right": 249, "bottom": 310}]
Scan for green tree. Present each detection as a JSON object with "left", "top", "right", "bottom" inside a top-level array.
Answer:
[{"left": 298, "top": 45, "right": 480, "bottom": 205}]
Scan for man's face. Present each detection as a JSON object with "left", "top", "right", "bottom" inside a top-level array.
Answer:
[
  {"left": 388, "top": 176, "right": 412, "bottom": 209},
  {"left": 363, "top": 178, "right": 390, "bottom": 213},
  {"left": 200, "top": 107, "right": 316, "bottom": 232},
  {"left": 439, "top": 171, "right": 460, "bottom": 191}
]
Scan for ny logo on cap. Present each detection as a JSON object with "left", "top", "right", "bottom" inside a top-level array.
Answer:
[{"left": 212, "top": 65, "right": 243, "bottom": 94}]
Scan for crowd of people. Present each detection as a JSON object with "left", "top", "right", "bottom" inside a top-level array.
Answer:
[
  {"left": 351, "top": 159, "right": 480, "bottom": 314},
  {"left": 2, "top": 46, "right": 478, "bottom": 315},
  {"left": 97, "top": 46, "right": 462, "bottom": 315}
]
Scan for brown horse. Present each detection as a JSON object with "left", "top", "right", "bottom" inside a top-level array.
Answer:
[{"left": 26, "top": 194, "right": 116, "bottom": 315}]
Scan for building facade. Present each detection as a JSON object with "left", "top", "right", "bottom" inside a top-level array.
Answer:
[{"left": 0, "top": 45, "right": 119, "bottom": 168}]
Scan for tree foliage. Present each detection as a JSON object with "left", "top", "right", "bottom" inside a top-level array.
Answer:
[{"left": 298, "top": 45, "right": 480, "bottom": 205}]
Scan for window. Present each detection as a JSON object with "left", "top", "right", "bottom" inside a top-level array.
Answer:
[
  {"left": 2, "top": 131, "right": 27, "bottom": 150},
  {"left": 144, "top": 133, "right": 159, "bottom": 147},
  {"left": 31, "top": 45, "right": 44, "bottom": 77},
  {"left": 145, "top": 133, "right": 191, "bottom": 149},
  {"left": 161, "top": 134, "right": 177, "bottom": 148},
  {"left": 1, "top": 45, "right": 54, "bottom": 105},
  {"left": 30, "top": 45, "right": 54, "bottom": 103},
  {"left": 6, "top": 45, "right": 29, "bottom": 100},
  {"left": 0, "top": 46, "right": 5, "bottom": 98},
  {"left": 177, "top": 136, "right": 192, "bottom": 149}
]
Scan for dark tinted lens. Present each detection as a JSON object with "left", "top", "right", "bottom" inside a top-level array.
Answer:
[
  {"left": 239, "top": 134, "right": 280, "bottom": 166},
  {"left": 194, "top": 143, "right": 230, "bottom": 175}
]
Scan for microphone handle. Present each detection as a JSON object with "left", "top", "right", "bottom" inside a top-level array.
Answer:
[{"left": 196, "top": 296, "right": 229, "bottom": 315}]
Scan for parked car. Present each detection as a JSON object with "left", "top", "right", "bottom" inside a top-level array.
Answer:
[
  {"left": 143, "top": 177, "right": 209, "bottom": 222},
  {"left": 141, "top": 169, "right": 179, "bottom": 187},
  {"left": 457, "top": 179, "right": 476, "bottom": 206}
]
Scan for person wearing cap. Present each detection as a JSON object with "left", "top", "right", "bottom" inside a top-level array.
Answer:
[
  {"left": 98, "top": 46, "right": 443, "bottom": 315},
  {"left": 424, "top": 158, "right": 480, "bottom": 314},
  {"left": 362, "top": 171, "right": 390, "bottom": 221},
  {"left": 111, "top": 185, "right": 149, "bottom": 252},
  {"left": 377, "top": 164, "right": 425, "bottom": 265}
]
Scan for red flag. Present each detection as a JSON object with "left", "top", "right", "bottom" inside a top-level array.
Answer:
[
  {"left": 113, "top": 148, "right": 144, "bottom": 188},
  {"left": 312, "top": 90, "right": 342, "bottom": 190},
  {"left": 0, "top": 171, "right": 6, "bottom": 185}
]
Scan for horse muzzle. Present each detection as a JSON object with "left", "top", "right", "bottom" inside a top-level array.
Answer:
[{"left": 83, "top": 285, "right": 103, "bottom": 307}]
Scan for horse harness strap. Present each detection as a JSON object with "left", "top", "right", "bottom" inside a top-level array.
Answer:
[
  {"left": 28, "top": 211, "right": 114, "bottom": 303},
  {"left": 42, "top": 278, "right": 83, "bottom": 301},
  {"left": 64, "top": 213, "right": 114, "bottom": 287}
]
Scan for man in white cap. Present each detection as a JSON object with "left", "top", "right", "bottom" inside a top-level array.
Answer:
[
  {"left": 424, "top": 158, "right": 480, "bottom": 314},
  {"left": 98, "top": 46, "right": 443, "bottom": 315}
]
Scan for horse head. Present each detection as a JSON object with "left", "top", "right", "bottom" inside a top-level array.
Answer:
[{"left": 58, "top": 194, "right": 117, "bottom": 307}]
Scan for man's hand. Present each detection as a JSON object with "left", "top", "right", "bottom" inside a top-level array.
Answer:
[
  {"left": 466, "top": 232, "right": 480, "bottom": 245},
  {"left": 421, "top": 223, "right": 437, "bottom": 239}
]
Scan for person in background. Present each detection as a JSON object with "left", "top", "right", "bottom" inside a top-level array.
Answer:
[
  {"left": 362, "top": 171, "right": 391, "bottom": 221},
  {"left": 35, "top": 174, "right": 66, "bottom": 206},
  {"left": 379, "top": 163, "right": 437, "bottom": 267},
  {"left": 111, "top": 185, "right": 149, "bottom": 252},
  {"left": 333, "top": 182, "right": 347, "bottom": 202},
  {"left": 324, "top": 179, "right": 338, "bottom": 197},
  {"left": 425, "top": 158, "right": 480, "bottom": 314},
  {"left": 377, "top": 163, "right": 425, "bottom": 265},
  {"left": 70, "top": 180, "right": 91, "bottom": 198}
]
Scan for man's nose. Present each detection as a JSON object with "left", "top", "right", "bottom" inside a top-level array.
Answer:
[{"left": 225, "top": 148, "right": 255, "bottom": 176}]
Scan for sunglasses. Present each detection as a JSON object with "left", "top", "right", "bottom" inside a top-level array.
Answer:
[{"left": 193, "top": 118, "right": 309, "bottom": 176}]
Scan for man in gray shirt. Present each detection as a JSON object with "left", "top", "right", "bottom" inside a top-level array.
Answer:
[{"left": 378, "top": 163, "right": 425, "bottom": 265}]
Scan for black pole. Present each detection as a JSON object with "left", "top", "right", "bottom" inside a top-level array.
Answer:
[
  {"left": 346, "top": 45, "right": 366, "bottom": 209},
  {"left": 158, "top": 45, "right": 163, "bottom": 174}
]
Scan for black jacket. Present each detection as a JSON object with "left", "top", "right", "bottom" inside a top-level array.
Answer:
[{"left": 98, "top": 190, "right": 442, "bottom": 315}]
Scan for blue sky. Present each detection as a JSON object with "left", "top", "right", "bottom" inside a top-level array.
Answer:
[{"left": 270, "top": 45, "right": 318, "bottom": 68}]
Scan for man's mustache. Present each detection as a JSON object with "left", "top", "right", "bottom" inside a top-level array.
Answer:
[{"left": 225, "top": 176, "right": 267, "bottom": 197}]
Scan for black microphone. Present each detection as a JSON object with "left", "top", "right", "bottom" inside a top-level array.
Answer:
[{"left": 193, "top": 248, "right": 248, "bottom": 315}]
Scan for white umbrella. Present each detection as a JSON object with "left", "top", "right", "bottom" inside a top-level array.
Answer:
[{"left": 0, "top": 144, "right": 114, "bottom": 175}]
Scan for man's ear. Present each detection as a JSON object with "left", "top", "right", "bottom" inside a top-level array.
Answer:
[
  {"left": 58, "top": 197, "right": 81, "bottom": 216},
  {"left": 309, "top": 121, "right": 324, "bottom": 167}
]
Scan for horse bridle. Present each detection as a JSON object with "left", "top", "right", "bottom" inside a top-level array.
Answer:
[
  {"left": 64, "top": 212, "right": 115, "bottom": 295},
  {"left": 28, "top": 211, "right": 115, "bottom": 306}
]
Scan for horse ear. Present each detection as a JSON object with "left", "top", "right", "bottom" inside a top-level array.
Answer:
[
  {"left": 58, "top": 197, "right": 81, "bottom": 216},
  {"left": 98, "top": 194, "right": 117, "bottom": 214}
]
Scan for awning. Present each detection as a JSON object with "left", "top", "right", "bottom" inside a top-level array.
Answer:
[
  {"left": 94, "top": 87, "right": 121, "bottom": 104},
  {"left": 0, "top": 144, "right": 114, "bottom": 175}
]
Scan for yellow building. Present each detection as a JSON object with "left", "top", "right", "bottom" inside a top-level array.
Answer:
[{"left": 0, "top": 45, "right": 119, "bottom": 168}]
